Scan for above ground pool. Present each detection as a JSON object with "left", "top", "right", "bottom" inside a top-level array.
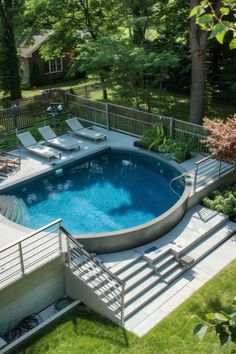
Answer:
[
  {"left": 1, "top": 148, "right": 190, "bottom": 252},
  {"left": 3, "top": 149, "right": 185, "bottom": 234}
]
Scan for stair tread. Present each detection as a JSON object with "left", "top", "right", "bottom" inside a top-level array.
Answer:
[
  {"left": 111, "top": 253, "right": 142, "bottom": 274},
  {"left": 186, "top": 224, "right": 235, "bottom": 260},
  {"left": 124, "top": 281, "right": 167, "bottom": 318},
  {"left": 158, "top": 259, "right": 179, "bottom": 276},
  {"left": 164, "top": 267, "right": 183, "bottom": 284},
  {"left": 126, "top": 266, "right": 154, "bottom": 290},
  {"left": 118, "top": 259, "right": 147, "bottom": 280},
  {"left": 153, "top": 254, "right": 175, "bottom": 269},
  {"left": 125, "top": 274, "right": 161, "bottom": 303}
]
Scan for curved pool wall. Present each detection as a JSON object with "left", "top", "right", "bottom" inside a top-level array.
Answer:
[
  {"left": 0, "top": 147, "right": 191, "bottom": 254},
  {"left": 74, "top": 149, "right": 191, "bottom": 254}
]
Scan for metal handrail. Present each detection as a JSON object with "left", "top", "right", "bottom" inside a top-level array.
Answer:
[
  {"left": 61, "top": 226, "right": 124, "bottom": 286},
  {"left": 193, "top": 156, "right": 235, "bottom": 193},
  {"left": 0, "top": 219, "right": 62, "bottom": 290},
  {"left": 0, "top": 218, "right": 62, "bottom": 253},
  {"left": 61, "top": 226, "right": 125, "bottom": 324},
  {"left": 170, "top": 170, "right": 194, "bottom": 197}
]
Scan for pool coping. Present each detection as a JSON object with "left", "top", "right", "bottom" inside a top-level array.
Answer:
[{"left": 0, "top": 144, "right": 191, "bottom": 252}]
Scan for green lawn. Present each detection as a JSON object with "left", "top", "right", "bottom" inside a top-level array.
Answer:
[
  {"left": 15, "top": 259, "right": 236, "bottom": 354},
  {"left": 1, "top": 79, "right": 235, "bottom": 121}
]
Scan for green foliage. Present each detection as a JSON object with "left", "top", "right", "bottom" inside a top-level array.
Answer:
[
  {"left": 0, "top": 1, "right": 22, "bottom": 99},
  {"left": 0, "top": 124, "right": 5, "bottom": 133},
  {"left": 202, "top": 183, "right": 236, "bottom": 219},
  {"left": 193, "top": 297, "right": 236, "bottom": 345},
  {"left": 158, "top": 138, "right": 195, "bottom": 163},
  {"left": 190, "top": 0, "right": 236, "bottom": 48},
  {"left": 140, "top": 123, "right": 166, "bottom": 150},
  {"left": 29, "top": 60, "right": 41, "bottom": 87},
  {"left": 21, "top": 82, "right": 31, "bottom": 90},
  {"left": 14, "top": 259, "right": 236, "bottom": 354}
]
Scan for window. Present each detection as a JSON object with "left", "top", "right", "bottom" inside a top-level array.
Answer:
[{"left": 45, "top": 57, "right": 63, "bottom": 74}]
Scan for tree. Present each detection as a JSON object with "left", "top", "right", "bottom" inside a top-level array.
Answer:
[
  {"left": 73, "top": 37, "right": 179, "bottom": 111},
  {"left": 193, "top": 296, "right": 236, "bottom": 346},
  {"left": 189, "top": 0, "right": 236, "bottom": 125},
  {"left": 203, "top": 114, "right": 236, "bottom": 162},
  {"left": 0, "top": 0, "right": 22, "bottom": 99},
  {"left": 24, "top": 0, "right": 123, "bottom": 99},
  {"left": 190, "top": 0, "right": 236, "bottom": 49}
]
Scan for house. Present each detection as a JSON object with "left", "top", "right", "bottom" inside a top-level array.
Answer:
[{"left": 19, "top": 33, "right": 72, "bottom": 84}]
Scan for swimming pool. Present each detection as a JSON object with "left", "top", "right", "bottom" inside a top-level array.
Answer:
[
  {"left": 4, "top": 149, "right": 184, "bottom": 233},
  {"left": 1, "top": 148, "right": 190, "bottom": 252}
]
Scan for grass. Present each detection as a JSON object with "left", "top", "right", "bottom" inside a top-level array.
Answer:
[
  {"left": 15, "top": 259, "right": 236, "bottom": 354},
  {"left": 1, "top": 79, "right": 235, "bottom": 121}
]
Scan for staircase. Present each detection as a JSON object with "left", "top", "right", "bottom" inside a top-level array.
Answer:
[
  {"left": 98, "top": 206, "right": 236, "bottom": 328},
  {"left": 62, "top": 227, "right": 125, "bottom": 325},
  {"left": 61, "top": 205, "right": 236, "bottom": 330},
  {"left": 0, "top": 195, "right": 30, "bottom": 226}
]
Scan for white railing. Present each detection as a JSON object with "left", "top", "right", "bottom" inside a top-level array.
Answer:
[
  {"left": 193, "top": 156, "right": 235, "bottom": 193},
  {"left": 0, "top": 219, "right": 63, "bottom": 290},
  {"left": 61, "top": 226, "right": 125, "bottom": 325}
]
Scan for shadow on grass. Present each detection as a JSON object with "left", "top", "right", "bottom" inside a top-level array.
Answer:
[{"left": 14, "top": 304, "right": 132, "bottom": 354}]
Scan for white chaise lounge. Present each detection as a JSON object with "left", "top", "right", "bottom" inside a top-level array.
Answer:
[
  {"left": 66, "top": 117, "right": 106, "bottom": 142},
  {"left": 17, "top": 131, "right": 62, "bottom": 161},
  {"left": 38, "top": 126, "right": 80, "bottom": 152}
]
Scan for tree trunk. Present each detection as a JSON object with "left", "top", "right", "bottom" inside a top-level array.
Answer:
[
  {"left": 190, "top": 46, "right": 206, "bottom": 124},
  {"left": 0, "top": 0, "right": 22, "bottom": 100},
  {"left": 189, "top": 0, "right": 208, "bottom": 125}
]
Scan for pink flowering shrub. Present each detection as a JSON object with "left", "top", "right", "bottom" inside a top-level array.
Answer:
[{"left": 203, "top": 115, "right": 236, "bottom": 163}]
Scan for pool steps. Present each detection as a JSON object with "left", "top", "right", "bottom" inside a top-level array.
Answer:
[{"left": 0, "top": 195, "right": 29, "bottom": 226}]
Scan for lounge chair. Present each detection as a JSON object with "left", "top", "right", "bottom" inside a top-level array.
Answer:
[
  {"left": 38, "top": 126, "right": 80, "bottom": 152},
  {"left": 17, "top": 131, "right": 62, "bottom": 161},
  {"left": 66, "top": 117, "right": 106, "bottom": 142},
  {"left": 0, "top": 152, "right": 21, "bottom": 177}
]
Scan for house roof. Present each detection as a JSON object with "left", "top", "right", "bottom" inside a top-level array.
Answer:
[{"left": 19, "top": 33, "right": 52, "bottom": 58}]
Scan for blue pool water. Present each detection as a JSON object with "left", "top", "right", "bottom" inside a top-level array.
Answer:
[{"left": 6, "top": 150, "right": 184, "bottom": 234}]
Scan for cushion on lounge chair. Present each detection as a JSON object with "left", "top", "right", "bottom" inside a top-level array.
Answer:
[
  {"left": 66, "top": 118, "right": 106, "bottom": 141},
  {"left": 38, "top": 126, "right": 57, "bottom": 141},
  {"left": 38, "top": 126, "right": 80, "bottom": 151},
  {"left": 66, "top": 118, "right": 84, "bottom": 132},
  {"left": 17, "top": 132, "right": 37, "bottom": 148}
]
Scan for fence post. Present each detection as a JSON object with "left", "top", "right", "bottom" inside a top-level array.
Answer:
[
  {"left": 169, "top": 117, "right": 175, "bottom": 138},
  {"left": 106, "top": 102, "right": 110, "bottom": 130},
  {"left": 12, "top": 105, "right": 18, "bottom": 130},
  {"left": 64, "top": 92, "right": 68, "bottom": 110}
]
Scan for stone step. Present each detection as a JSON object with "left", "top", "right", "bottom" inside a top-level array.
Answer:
[
  {"left": 186, "top": 223, "right": 236, "bottom": 262},
  {"left": 117, "top": 259, "right": 148, "bottom": 281},
  {"left": 158, "top": 259, "right": 179, "bottom": 277},
  {"left": 125, "top": 274, "right": 161, "bottom": 305},
  {"left": 163, "top": 266, "right": 184, "bottom": 284},
  {"left": 124, "top": 281, "right": 167, "bottom": 320},
  {"left": 110, "top": 253, "right": 142, "bottom": 275},
  {"left": 125, "top": 266, "right": 154, "bottom": 292},
  {"left": 152, "top": 253, "right": 175, "bottom": 269}
]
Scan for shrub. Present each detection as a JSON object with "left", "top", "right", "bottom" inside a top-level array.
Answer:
[
  {"left": 159, "top": 138, "right": 194, "bottom": 163},
  {"left": 140, "top": 123, "right": 166, "bottom": 151},
  {"left": 203, "top": 115, "right": 236, "bottom": 163},
  {"left": 202, "top": 184, "right": 236, "bottom": 220}
]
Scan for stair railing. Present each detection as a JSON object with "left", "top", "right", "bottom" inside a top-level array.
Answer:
[
  {"left": 193, "top": 156, "right": 235, "bottom": 193},
  {"left": 60, "top": 226, "right": 125, "bottom": 325}
]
